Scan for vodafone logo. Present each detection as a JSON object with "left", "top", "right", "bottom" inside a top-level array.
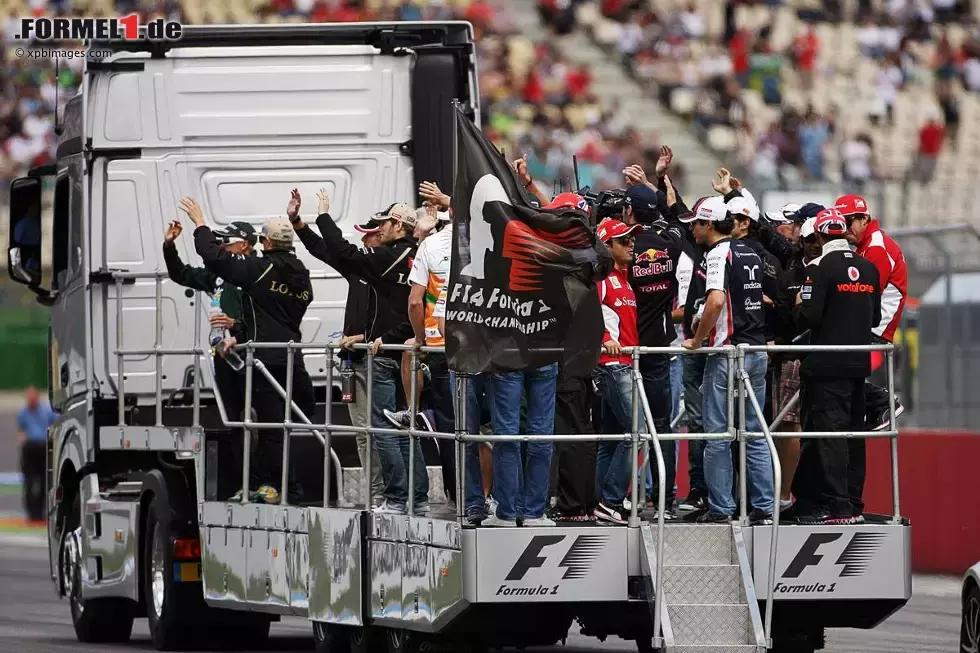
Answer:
[{"left": 848, "top": 266, "right": 860, "bottom": 281}]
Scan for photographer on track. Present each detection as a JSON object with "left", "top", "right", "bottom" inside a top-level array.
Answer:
[
  {"left": 287, "top": 189, "right": 428, "bottom": 516},
  {"left": 787, "top": 208, "right": 881, "bottom": 525}
]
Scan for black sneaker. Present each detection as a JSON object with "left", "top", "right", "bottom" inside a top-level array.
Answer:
[
  {"left": 594, "top": 502, "right": 628, "bottom": 525},
  {"left": 748, "top": 509, "right": 773, "bottom": 525},
  {"left": 870, "top": 399, "right": 905, "bottom": 431},
  {"left": 678, "top": 488, "right": 708, "bottom": 512},
  {"left": 783, "top": 510, "right": 832, "bottom": 525},
  {"left": 826, "top": 514, "right": 865, "bottom": 525},
  {"left": 695, "top": 511, "right": 733, "bottom": 524}
]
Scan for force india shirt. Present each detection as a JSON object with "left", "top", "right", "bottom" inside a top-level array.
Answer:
[
  {"left": 408, "top": 224, "right": 453, "bottom": 347},
  {"left": 702, "top": 237, "right": 766, "bottom": 347},
  {"left": 598, "top": 267, "right": 639, "bottom": 366}
]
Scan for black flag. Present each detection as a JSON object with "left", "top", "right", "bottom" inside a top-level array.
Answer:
[{"left": 445, "top": 105, "right": 610, "bottom": 377}]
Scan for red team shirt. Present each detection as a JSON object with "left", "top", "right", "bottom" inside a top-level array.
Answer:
[{"left": 598, "top": 267, "right": 639, "bottom": 366}]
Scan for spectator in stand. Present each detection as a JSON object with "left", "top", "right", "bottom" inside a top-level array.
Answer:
[
  {"left": 836, "top": 194, "right": 908, "bottom": 432},
  {"left": 748, "top": 27, "right": 784, "bottom": 106},
  {"left": 592, "top": 217, "right": 644, "bottom": 525},
  {"left": 788, "top": 208, "right": 881, "bottom": 525},
  {"left": 792, "top": 24, "right": 820, "bottom": 91},
  {"left": 681, "top": 195, "right": 774, "bottom": 525},
  {"left": 840, "top": 133, "right": 874, "bottom": 191},
  {"left": 909, "top": 109, "right": 946, "bottom": 183},
  {"left": 799, "top": 106, "right": 831, "bottom": 180}
]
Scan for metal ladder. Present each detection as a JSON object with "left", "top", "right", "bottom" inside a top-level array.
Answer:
[{"left": 641, "top": 523, "right": 767, "bottom": 652}]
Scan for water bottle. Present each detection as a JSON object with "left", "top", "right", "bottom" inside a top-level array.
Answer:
[
  {"left": 207, "top": 288, "right": 245, "bottom": 371},
  {"left": 208, "top": 289, "right": 224, "bottom": 348},
  {"left": 340, "top": 355, "right": 355, "bottom": 403}
]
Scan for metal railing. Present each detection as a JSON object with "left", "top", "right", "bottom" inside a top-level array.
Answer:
[{"left": 108, "top": 280, "right": 901, "bottom": 648}]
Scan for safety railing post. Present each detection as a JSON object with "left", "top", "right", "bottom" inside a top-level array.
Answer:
[
  {"left": 737, "top": 346, "right": 748, "bottom": 523},
  {"left": 192, "top": 290, "right": 201, "bottom": 428},
  {"left": 242, "top": 344, "right": 255, "bottom": 503},
  {"left": 154, "top": 275, "right": 163, "bottom": 426},
  {"left": 739, "top": 364, "right": 779, "bottom": 648},
  {"left": 726, "top": 346, "right": 736, "bottom": 441},
  {"left": 887, "top": 349, "right": 901, "bottom": 522},
  {"left": 628, "top": 349, "right": 641, "bottom": 528},
  {"left": 324, "top": 344, "right": 334, "bottom": 508},
  {"left": 281, "top": 343, "right": 294, "bottom": 506},
  {"left": 116, "top": 276, "right": 125, "bottom": 426},
  {"left": 636, "top": 361, "right": 665, "bottom": 650},
  {"left": 455, "top": 374, "right": 467, "bottom": 523},
  {"left": 407, "top": 348, "right": 418, "bottom": 516},
  {"left": 364, "top": 349, "right": 374, "bottom": 509}
]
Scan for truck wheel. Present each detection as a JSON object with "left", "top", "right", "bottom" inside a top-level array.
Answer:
[
  {"left": 313, "top": 622, "right": 376, "bottom": 653},
  {"left": 770, "top": 632, "right": 817, "bottom": 653},
  {"left": 386, "top": 628, "right": 423, "bottom": 653},
  {"left": 62, "top": 493, "right": 135, "bottom": 643},
  {"left": 144, "top": 493, "right": 207, "bottom": 650}
]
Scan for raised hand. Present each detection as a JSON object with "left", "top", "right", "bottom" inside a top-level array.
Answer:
[
  {"left": 711, "top": 168, "right": 733, "bottom": 196},
  {"left": 164, "top": 220, "right": 182, "bottom": 242},
  {"left": 316, "top": 188, "right": 330, "bottom": 215},
  {"left": 655, "top": 145, "right": 673, "bottom": 178},
  {"left": 419, "top": 181, "right": 451, "bottom": 209},
  {"left": 179, "top": 198, "right": 205, "bottom": 227},
  {"left": 286, "top": 188, "right": 301, "bottom": 221}
]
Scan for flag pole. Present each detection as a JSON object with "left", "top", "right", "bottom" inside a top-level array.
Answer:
[{"left": 573, "top": 154, "right": 581, "bottom": 192}]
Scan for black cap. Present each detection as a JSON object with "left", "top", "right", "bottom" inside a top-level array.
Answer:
[
  {"left": 625, "top": 184, "right": 661, "bottom": 222},
  {"left": 796, "top": 203, "right": 825, "bottom": 222},
  {"left": 213, "top": 221, "right": 257, "bottom": 245}
]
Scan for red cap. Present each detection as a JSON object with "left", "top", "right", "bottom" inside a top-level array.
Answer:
[
  {"left": 543, "top": 192, "right": 590, "bottom": 213},
  {"left": 596, "top": 218, "right": 640, "bottom": 243},
  {"left": 814, "top": 208, "right": 848, "bottom": 236},
  {"left": 835, "top": 194, "right": 870, "bottom": 217}
]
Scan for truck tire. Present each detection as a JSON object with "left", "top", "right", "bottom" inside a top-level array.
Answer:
[
  {"left": 385, "top": 628, "right": 423, "bottom": 653},
  {"left": 144, "top": 492, "right": 207, "bottom": 650},
  {"left": 62, "top": 493, "right": 135, "bottom": 643},
  {"left": 313, "top": 622, "right": 376, "bottom": 653}
]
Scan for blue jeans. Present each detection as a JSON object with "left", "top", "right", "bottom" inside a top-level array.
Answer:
[
  {"left": 670, "top": 355, "right": 683, "bottom": 424},
  {"left": 449, "top": 371, "right": 490, "bottom": 518},
  {"left": 372, "top": 357, "right": 428, "bottom": 508},
  {"left": 593, "top": 363, "right": 642, "bottom": 506},
  {"left": 702, "top": 352, "right": 774, "bottom": 515},
  {"left": 683, "top": 353, "right": 708, "bottom": 493},
  {"left": 488, "top": 364, "right": 558, "bottom": 520},
  {"left": 641, "top": 354, "right": 675, "bottom": 503}
]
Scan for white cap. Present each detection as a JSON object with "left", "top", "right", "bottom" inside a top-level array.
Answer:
[
  {"left": 726, "top": 195, "right": 760, "bottom": 221},
  {"left": 765, "top": 202, "right": 801, "bottom": 223},
  {"left": 682, "top": 195, "right": 729, "bottom": 223},
  {"left": 800, "top": 217, "right": 817, "bottom": 239}
]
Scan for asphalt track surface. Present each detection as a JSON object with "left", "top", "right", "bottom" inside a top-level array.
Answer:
[{"left": 0, "top": 400, "right": 964, "bottom": 653}]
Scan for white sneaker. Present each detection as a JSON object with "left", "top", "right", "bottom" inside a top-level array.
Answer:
[
  {"left": 485, "top": 495, "right": 499, "bottom": 516},
  {"left": 482, "top": 514, "right": 517, "bottom": 527},
  {"left": 383, "top": 409, "right": 413, "bottom": 429},
  {"left": 373, "top": 499, "right": 406, "bottom": 515},
  {"left": 522, "top": 515, "right": 556, "bottom": 527}
]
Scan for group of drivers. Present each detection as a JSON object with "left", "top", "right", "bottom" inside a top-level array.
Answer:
[{"left": 160, "top": 144, "right": 906, "bottom": 527}]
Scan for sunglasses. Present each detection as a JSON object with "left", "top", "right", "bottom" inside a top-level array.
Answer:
[{"left": 613, "top": 236, "right": 635, "bottom": 246}]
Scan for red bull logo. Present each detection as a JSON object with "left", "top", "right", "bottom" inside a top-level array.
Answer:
[{"left": 635, "top": 248, "right": 669, "bottom": 263}]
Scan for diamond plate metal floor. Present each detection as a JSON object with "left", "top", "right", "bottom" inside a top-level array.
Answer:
[{"left": 641, "top": 523, "right": 766, "bottom": 652}]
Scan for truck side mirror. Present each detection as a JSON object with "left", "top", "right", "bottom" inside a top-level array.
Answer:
[{"left": 7, "top": 176, "right": 43, "bottom": 288}]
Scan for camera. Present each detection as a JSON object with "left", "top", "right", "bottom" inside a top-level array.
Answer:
[{"left": 579, "top": 186, "right": 627, "bottom": 222}]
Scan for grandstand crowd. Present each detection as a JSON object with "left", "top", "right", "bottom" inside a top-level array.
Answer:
[{"left": 5, "top": 0, "right": 980, "bottom": 205}]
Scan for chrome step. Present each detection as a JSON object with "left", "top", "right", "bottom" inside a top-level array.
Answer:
[
  {"left": 663, "top": 564, "right": 744, "bottom": 604},
  {"left": 667, "top": 604, "right": 752, "bottom": 645}
]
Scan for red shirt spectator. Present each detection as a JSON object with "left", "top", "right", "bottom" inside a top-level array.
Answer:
[
  {"left": 729, "top": 28, "right": 751, "bottom": 77},
  {"left": 566, "top": 65, "right": 592, "bottom": 101},
  {"left": 919, "top": 119, "right": 945, "bottom": 156},
  {"left": 793, "top": 27, "right": 819, "bottom": 72},
  {"left": 465, "top": 0, "right": 494, "bottom": 28}
]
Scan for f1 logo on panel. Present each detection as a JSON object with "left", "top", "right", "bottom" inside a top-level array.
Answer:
[
  {"left": 775, "top": 532, "right": 886, "bottom": 595},
  {"left": 498, "top": 534, "right": 608, "bottom": 597}
]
